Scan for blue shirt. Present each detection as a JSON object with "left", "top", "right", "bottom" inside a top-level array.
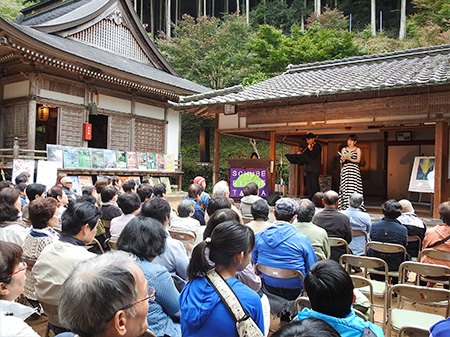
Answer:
[
  {"left": 138, "top": 260, "right": 181, "bottom": 337},
  {"left": 252, "top": 222, "right": 317, "bottom": 289},
  {"left": 180, "top": 276, "right": 264, "bottom": 337},
  {"left": 342, "top": 208, "right": 371, "bottom": 255},
  {"left": 297, "top": 307, "right": 384, "bottom": 337}
]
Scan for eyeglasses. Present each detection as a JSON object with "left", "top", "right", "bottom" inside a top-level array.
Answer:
[
  {"left": 3, "top": 262, "right": 27, "bottom": 279},
  {"left": 119, "top": 285, "right": 156, "bottom": 311}
]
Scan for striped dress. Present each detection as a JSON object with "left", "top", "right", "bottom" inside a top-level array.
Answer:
[{"left": 338, "top": 148, "right": 366, "bottom": 211}]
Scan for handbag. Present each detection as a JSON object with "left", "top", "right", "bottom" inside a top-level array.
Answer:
[{"left": 206, "top": 270, "right": 264, "bottom": 337}]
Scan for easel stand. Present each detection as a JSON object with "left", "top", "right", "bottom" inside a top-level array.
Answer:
[{"left": 407, "top": 191, "right": 433, "bottom": 217}]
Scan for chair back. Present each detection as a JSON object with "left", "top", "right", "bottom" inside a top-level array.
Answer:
[
  {"left": 256, "top": 264, "right": 304, "bottom": 280},
  {"left": 366, "top": 241, "right": 407, "bottom": 259},
  {"left": 351, "top": 275, "right": 374, "bottom": 322},
  {"left": 419, "top": 248, "right": 450, "bottom": 262},
  {"left": 398, "top": 326, "right": 430, "bottom": 337},
  {"left": 168, "top": 230, "right": 196, "bottom": 256},
  {"left": 328, "top": 237, "right": 349, "bottom": 254},
  {"left": 87, "top": 238, "right": 104, "bottom": 254},
  {"left": 339, "top": 254, "right": 389, "bottom": 280},
  {"left": 399, "top": 261, "right": 450, "bottom": 284},
  {"left": 242, "top": 217, "right": 253, "bottom": 224},
  {"left": 105, "top": 238, "right": 118, "bottom": 250},
  {"left": 408, "top": 235, "right": 422, "bottom": 251},
  {"left": 352, "top": 229, "right": 369, "bottom": 241},
  {"left": 41, "top": 302, "right": 64, "bottom": 328}
]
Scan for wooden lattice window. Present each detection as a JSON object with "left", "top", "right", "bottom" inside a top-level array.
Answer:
[
  {"left": 70, "top": 19, "right": 151, "bottom": 64},
  {"left": 134, "top": 117, "right": 165, "bottom": 153}
]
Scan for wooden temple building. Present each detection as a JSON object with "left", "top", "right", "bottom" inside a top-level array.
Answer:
[
  {"left": 172, "top": 45, "right": 450, "bottom": 217},
  {"left": 0, "top": 0, "right": 208, "bottom": 180}
]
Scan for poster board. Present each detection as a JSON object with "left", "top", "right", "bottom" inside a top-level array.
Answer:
[
  {"left": 408, "top": 156, "right": 435, "bottom": 193},
  {"left": 229, "top": 168, "right": 269, "bottom": 198},
  {"left": 36, "top": 160, "right": 58, "bottom": 190},
  {"left": 12, "top": 159, "right": 35, "bottom": 183}
]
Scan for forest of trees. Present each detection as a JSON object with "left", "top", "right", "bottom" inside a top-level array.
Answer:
[{"left": 2, "top": 0, "right": 449, "bottom": 189}]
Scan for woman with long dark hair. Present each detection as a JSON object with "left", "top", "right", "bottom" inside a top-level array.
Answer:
[
  {"left": 180, "top": 221, "right": 264, "bottom": 336},
  {"left": 0, "top": 188, "right": 28, "bottom": 245}
]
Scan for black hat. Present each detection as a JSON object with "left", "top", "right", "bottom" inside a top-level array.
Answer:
[{"left": 305, "top": 133, "right": 315, "bottom": 139}]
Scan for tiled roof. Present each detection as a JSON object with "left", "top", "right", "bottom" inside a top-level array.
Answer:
[
  {"left": 172, "top": 44, "right": 450, "bottom": 107},
  {"left": 7, "top": 21, "right": 209, "bottom": 94}
]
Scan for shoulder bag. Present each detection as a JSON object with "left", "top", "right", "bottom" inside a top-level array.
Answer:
[{"left": 205, "top": 270, "right": 264, "bottom": 337}]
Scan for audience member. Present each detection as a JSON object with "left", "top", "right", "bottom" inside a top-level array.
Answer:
[
  {"left": 0, "top": 180, "right": 14, "bottom": 190},
  {"left": 398, "top": 199, "right": 426, "bottom": 257},
  {"left": 58, "top": 251, "right": 149, "bottom": 337},
  {"left": 15, "top": 183, "right": 28, "bottom": 210},
  {"left": 185, "top": 184, "right": 206, "bottom": 225},
  {"left": 312, "top": 192, "right": 324, "bottom": 213},
  {"left": 22, "top": 183, "right": 47, "bottom": 226},
  {"left": 211, "top": 180, "right": 243, "bottom": 222},
  {"left": 153, "top": 183, "right": 167, "bottom": 198},
  {"left": 368, "top": 199, "right": 409, "bottom": 283},
  {"left": 297, "top": 260, "right": 383, "bottom": 337},
  {"left": 22, "top": 198, "right": 59, "bottom": 307},
  {"left": 193, "top": 176, "right": 210, "bottom": 212},
  {"left": 0, "top": 188, "right": 28, "bottom": 245},
  {"left": 100, "top": 185, "right": 123, "bottom": 226},
  {"left": 181, "top": 221, "right": 264, "bottom": 336},
  {"left": 0, "top": 242, "right": 40, "bottom": 337},
  {"left": 34, "top": 201, "right": 100, "bottom": 334},
  {"left": 253, "top": 197, "right": 317, "bottom": 320},
  {"left": 421, "top": 201, "right": 450, "bottom": 269},
  {"left": 313, "top": 190, "right": 352, "bottom": 262},
  {"left": 111, "top": 175, "right": 123, "bottom": 195},
  {"left": 292, "top": 198, "right": 330, "bottom": 260},
  {"left": 141, "top": 198, "right": 189, "bottom": 287},
  {"left": 342, "top": 192, "right": 371, "bottom": 256},
  {"left": 94, "top": 178, "right": 110, "bottom": 195},
  {"left": 15, "top": 173, "right": 29, "bottom": 185},
  {"left": 240, "top": 182, "right": 262, "bottom": 218},
  {"left": 169, "top": 199, "right": 201, "bottom": 253},
  {"left": 246, "top": 199, "right": 272, "bottom": 234},
  {"left": 118, "top": 217, "right": 181, "bottom": 337},
  {"left": 272, "top": 318, "right": 340, "bottom": 337},
  {"left": 47, "top": 186, "right": 69, "bottom": 230},
  {"left": 123, "top": 179, "right": 137, "bottom": 193},
  {"left": 60, "top": 177, "right": 77, "bottom": 203},
  {"left": 110, "top": 192, "right": 141, "bottom": 243},
  {"left": 55, "top": 173, "right": 67, "bottom": 188},
  {"left": 137, "top": 184, "right": 153, "bottom": 204}
]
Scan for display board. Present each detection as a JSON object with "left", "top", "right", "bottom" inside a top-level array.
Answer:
[{"left": 408, "top": 156, "right": 435, "bottom": 193}]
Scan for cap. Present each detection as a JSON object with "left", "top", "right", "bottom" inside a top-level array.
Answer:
[
  {"left": 61, "top": 177, "right": 73, "bottom": 184},
  {"left": 193, "top": 176, "right": 206, "bottom": 185},
  {"left": 305, "top": 132, "right": 316, "bottom": 139},
  {"left": 399, "top": 199, "right": 414, "bottom": 213},
  {"left": 275, "top": 198, "right": 298, "bottom": 214}
]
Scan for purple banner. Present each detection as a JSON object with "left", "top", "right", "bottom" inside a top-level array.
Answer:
[{"left": 230, "top": 168, "right": 268, "bottom": 198}]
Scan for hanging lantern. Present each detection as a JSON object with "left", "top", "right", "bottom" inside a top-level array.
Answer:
[{"left": 37, "top": 106, "right": 49, "bottom": 121}]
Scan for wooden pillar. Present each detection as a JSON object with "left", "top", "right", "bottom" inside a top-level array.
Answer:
[
  {"left": 130, "top": 93, "right": 136, "bottom": 151},
  {"left": 433, "top": 121, "right": 449, "bottom": 217},
  {"left": 289, "top": 145, "right": 299, "bottom": 197},
  {"left": 213, "top": 115, "right": 220, "bottom": 185},
  {"left": 28, "top": 72, "right": 38, "bottom": 150},
  {"left": 269, "top": 132, "right": 276, "bottom": 194}
]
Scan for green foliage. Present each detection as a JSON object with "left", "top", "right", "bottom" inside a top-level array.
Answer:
[
  {"left": 0, "top": 0, "right": 28, "bottom": 22},
  {"left": 306, "top": 7, "right": 348, "bottom": 30},
  {"left": 355, "top": 27, "right": 416, "bottom": 54},
  {"left": 156, "top": 14, "right": 258, "bottom": 89}
]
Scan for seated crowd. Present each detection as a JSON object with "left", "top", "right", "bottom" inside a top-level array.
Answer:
[{"left": 1, "top": 173, "right": 449, "bottom": 337}]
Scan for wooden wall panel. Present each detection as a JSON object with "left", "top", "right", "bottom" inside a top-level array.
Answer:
[
  {"left": 3, "top": 104, "right": 28, "bottom": 148},
  {"left": 59, "top": 107, "right": 83, "bottom": 147},
  {"left": 134, "top": 116, "right": 165, "bottom": 153},
  {"left": 110, "top": 114, "right": 131, "bottom": 150}
]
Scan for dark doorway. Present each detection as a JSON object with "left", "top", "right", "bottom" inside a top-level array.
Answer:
[
  {"left": 35, "top": 105, "right": 58, "bottom": 150},
  {"left": 88, "top": 115, "right": 108, "bottom": 149}
]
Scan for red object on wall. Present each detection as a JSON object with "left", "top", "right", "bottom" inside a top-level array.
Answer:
[{"left": 83, "top": 123, "right": 92, "bottom": 140}]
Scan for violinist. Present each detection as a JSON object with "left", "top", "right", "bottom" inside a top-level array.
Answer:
[{"left": 301, "top": 133, "right": 322, "bottom": 200}]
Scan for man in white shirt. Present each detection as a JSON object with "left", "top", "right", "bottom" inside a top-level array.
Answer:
[{"left": 110, "top": 192, "right": 141, "bottom": 243}]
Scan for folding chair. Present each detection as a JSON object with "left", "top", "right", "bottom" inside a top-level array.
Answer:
[
  {"left": 387, "top": 284, "right": 450, "bottom": 336},
  {"left": 397, "top": 326, "right": 430, "bottom": 337},
  {"left": 340, "top": 254, "right": 389, "bottom": 327},
  {"left": 168, "top": 230, "right": 196, "bottom": 256},
  {"left": 87, "top": 237, "right": 104, "bottom": 254},
  {"left": 407, "top": 235, "right": 422, "bottom": 260},
  {"left": 256, "top": 264, "right": 305, "bottom": 295},
  {"left": 365, "top": 241, "right": 407, "bottom": 279},
  {"left": 419, "top": 248, "right": 450, "bottom": 264},
  {"left": 329, "top": 237, "right": 349, "bottom": 261},
  {"left": 398, "top": 261, "right": 450, "bottom": 287},
  {"left": 104, "top": 238, "right": 117, "bottom": 250},
  {"left": 352, "top": 229, "right": 369, "bottom": 243},
  {"left": 351, "top": 275, "right": 374, "bottom": 322}
]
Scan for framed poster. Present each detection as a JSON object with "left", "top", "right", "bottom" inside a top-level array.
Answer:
[
  {"left": 12, "top": 159, "right": 35, "bottom": 183},
  {"left": 408, "top": 156, "right": 435, "bottom": 193}
]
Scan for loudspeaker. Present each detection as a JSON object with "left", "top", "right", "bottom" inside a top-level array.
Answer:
[
  {"left": 199, "top": 127, "right": 210, "bottom": 163},
  {"left": 267, "top": 193, "right": 281, "bottom": 206}
]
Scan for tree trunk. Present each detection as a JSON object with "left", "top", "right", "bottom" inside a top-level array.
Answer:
[
  {"left": 246, "top": 0, "right": 249, "bottom": 24},
  {"left": 315, "top": 0, "right": 321, "bottom": 16},
  {"left": 225, "top": 0, "right": 229, "bottom": 14},
  {"left": 150, "top": 0, "right": 154, "bottom": 37},
  {"left": 399, "top": 0, "right": 406, "bottom": 40},
  {"left": 371, "top": 0, "right": 376, "bottom": 36},
  {"left": 166, "top": 0, "right": 171, "bottom": 38},
  {"left": 204, "top": 0, "right": 207, "bottom": 15},
  {"left": 236, "top": 0, "right": 239, "bottom": 15}
]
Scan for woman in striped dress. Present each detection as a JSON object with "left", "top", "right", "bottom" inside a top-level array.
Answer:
[{"left": 338, "top": 134, "right": 365, "bottom": 211}]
